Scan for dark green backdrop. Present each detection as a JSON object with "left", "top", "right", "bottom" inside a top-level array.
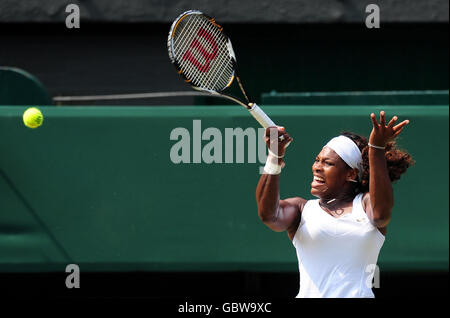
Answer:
[{"left": 0, "top": 105, "right": 448, "bottom": 273}]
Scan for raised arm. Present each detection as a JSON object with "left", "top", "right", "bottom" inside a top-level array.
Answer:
[
  {"left": 255, "top": 127, "right": 305, "bottom": 239},
  {"left": 364, "top": 111, "right": 410, "bottom": 229}
]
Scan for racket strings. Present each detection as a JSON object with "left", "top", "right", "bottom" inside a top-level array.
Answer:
[
  {"left": 193, "top": 19, "right": 230, "bottom": 90},
  {"left": 172, "top": 14, "right": 234, "bottom": 92},
  {"left": 174, "top": 18, "right": 209, "bottom": 83},
  {"left": 179, "top": 19, "right": 216, "bottom": 85},
  {"left": 174, "top": 16, "right": 199, "bottom": 59},
  {"left": 174, "top": 17, "right": 202, "bottom": 72},
  {"left": 183, "top": 19, "right": 231, "bottom": 90},
  {"left": 202, "top": 21, "right": 234, "bottom": 90}
]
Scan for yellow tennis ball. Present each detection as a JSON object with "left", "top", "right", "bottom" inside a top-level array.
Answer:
[{"left": 23, "top": 107, "right": 44, "bottom": 128}]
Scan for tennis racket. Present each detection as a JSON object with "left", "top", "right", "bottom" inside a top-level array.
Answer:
[{"left": 167, "top": 10, "right": 276, "bottom": 129}]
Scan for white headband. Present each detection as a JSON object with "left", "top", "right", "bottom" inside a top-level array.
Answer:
[{"left": 325, "top": 135, "right": 363, "bottom": 180}]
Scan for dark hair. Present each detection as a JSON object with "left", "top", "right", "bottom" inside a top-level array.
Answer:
[{"left": 341, "top": 131, "right": 414, "bottom": 193}]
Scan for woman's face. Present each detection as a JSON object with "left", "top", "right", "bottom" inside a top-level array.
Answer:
[{"left": 310, "top": 146, "right": 351, "bottom": 199}]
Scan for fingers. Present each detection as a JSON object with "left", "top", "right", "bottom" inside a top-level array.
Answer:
[
  {"left": 392, "top": 119, "right": 409, "bottom": 138},
  {"left": 265, "top": 126, "right": 276, "bottom": 136},
  {"left": 373, "top": 111, "right": 409, "bottom": 130},
  {"left": 380, "top": 111, "right": 386, "bottom": 126},
  {"left": 279, "top": 131, "right": 293, "bottom": 145},
  {"left": 265, "top": 127, "right": 278, "bottom": 144},
  {"left": 393, "top": 119, "right": 410, "bottom": 131},
  {"left": 265, "top": 126, "right": 284, "bottom": 137},
  {"left": 370, "top": 113, "right": 379, "bottom": 127},
  {"left": 265, "top": 126, "right": 290, "bottom": 140},
  {"left": 265, "top": 126, "right": 292, "bottom": 152},
  {"left": 284, "top": 136, "right": 293, "bottom": 149},
  {"left": 393, "top": 127, "right": 403, "bottom": 138},
  {"left": 387, "top": 116, "right": 398, "bottom": 128}
]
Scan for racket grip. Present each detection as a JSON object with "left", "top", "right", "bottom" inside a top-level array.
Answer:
[{"left": 248, "top": 103, "right": 276, "bottom": 129}]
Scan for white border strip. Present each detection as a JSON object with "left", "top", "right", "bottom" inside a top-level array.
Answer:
[{"left": 53, "top": 91, "right": 209, "bottom": 102}]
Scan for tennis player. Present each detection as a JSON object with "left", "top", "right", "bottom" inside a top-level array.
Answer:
[{"left": 256, "top": 111, "right": 413, "bottom": 298}]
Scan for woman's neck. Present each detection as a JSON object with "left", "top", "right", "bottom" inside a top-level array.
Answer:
[{"left": 319, "top": 191, "right": 355, "bottom": 210}]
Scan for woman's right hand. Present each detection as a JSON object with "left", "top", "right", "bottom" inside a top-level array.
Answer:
[{"left": 265, "top": 126, "right": 293, "bottom": 159}]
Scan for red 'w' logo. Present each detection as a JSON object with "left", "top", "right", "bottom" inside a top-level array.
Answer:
[{"left": 182, "top": 28, "right": 218, "bottom": 72}]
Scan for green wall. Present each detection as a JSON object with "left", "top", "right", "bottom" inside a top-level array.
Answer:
[{"left": 0, "top": 105, "right": 448, "bottom": 273}]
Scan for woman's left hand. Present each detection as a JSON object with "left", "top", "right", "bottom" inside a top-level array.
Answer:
[{"left": 369, "top": 111, "right": 410, "bottom": 147}]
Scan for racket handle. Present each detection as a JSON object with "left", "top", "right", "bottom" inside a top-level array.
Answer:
[{"left": 248, "top": 103, "right": 276, "bottom": 129}]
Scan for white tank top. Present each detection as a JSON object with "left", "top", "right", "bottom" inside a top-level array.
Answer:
[{"left": 292, "top": 193, "right": 385, "bottom": 298}]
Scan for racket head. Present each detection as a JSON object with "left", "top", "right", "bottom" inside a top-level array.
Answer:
[{"left": 167, "top": 10, "right": 236, "bottom": 93}]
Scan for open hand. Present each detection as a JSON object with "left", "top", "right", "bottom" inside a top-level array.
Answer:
[{"left": 369, "top": 111, "right": 410, "bottom": 147}]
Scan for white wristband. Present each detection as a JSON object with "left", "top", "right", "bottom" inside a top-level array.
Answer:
[
  {"left": 368, "top": 143, "right": 386, "bottom": 150},
  {"left": 263, "top": 154, "right": 282, "bottom": 175},
  {"left": 268, "top": 149, "right": 284, "bottom": 158}
]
